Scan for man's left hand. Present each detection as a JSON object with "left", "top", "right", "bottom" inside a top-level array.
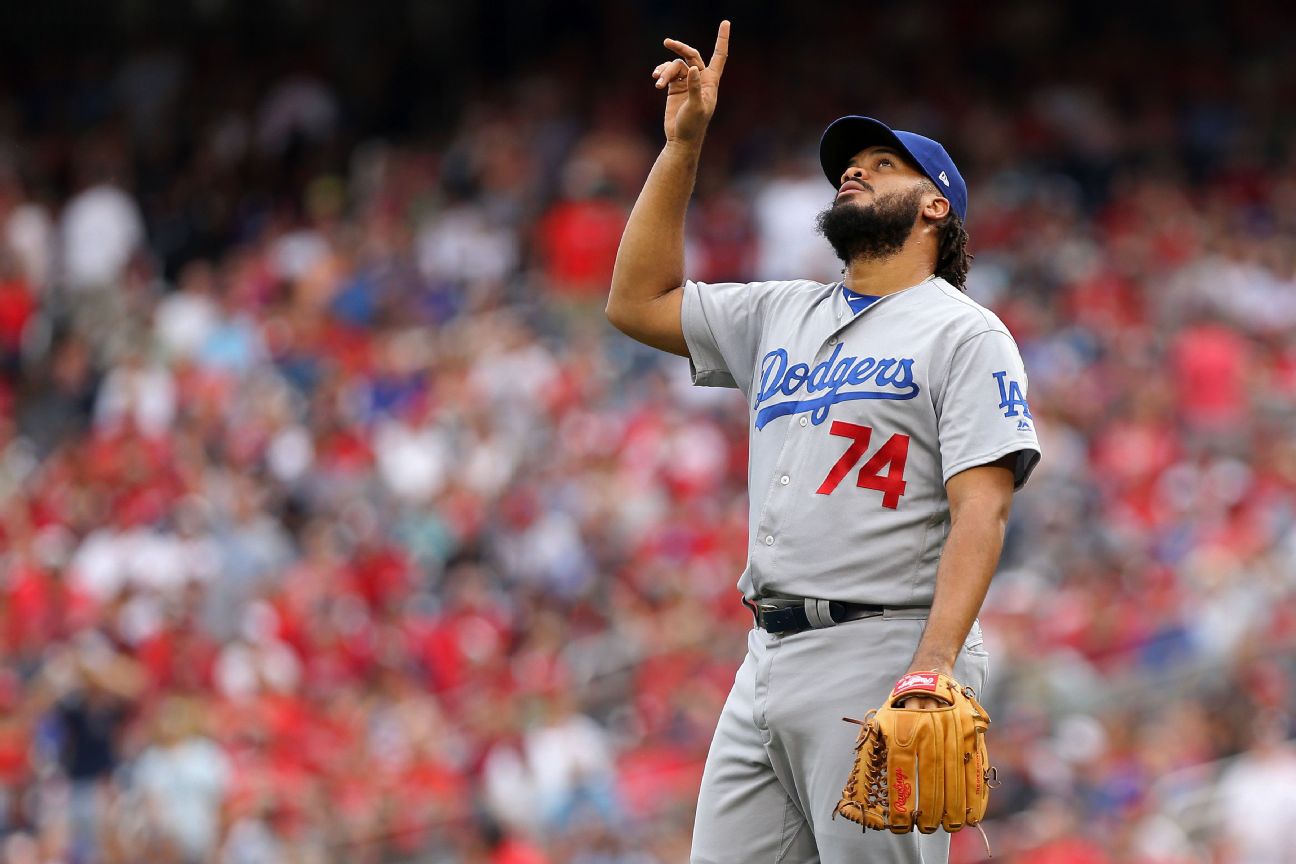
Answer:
[{"left": 894, "top": 666, "right": 953, "bottom": 709}]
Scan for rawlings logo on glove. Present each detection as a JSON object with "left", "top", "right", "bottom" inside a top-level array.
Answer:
[
  {"left": 833, "top": 672, "right": 995, "bottom": 848},
  {"left": 893, "top": 769, "right": 912, "bottom": 813},
  {"left": 891, "top": 672, "right": 938, "bottom": 696}
]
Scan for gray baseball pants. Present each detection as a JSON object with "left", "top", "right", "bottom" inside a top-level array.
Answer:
[{"left": 691, "top": 610, "right": 990, "bottom": 863}]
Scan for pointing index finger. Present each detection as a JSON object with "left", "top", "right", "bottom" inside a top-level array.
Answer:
[
  {"left": 663, "top": 37, "right": 705, "bottom": 69},
  {"left": 710, "top": 20, "right": 730, "bottom": 75}
]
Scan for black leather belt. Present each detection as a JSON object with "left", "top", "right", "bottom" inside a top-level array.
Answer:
[{"left": 746, "top": 595, "right": 886, "bottom": 634}]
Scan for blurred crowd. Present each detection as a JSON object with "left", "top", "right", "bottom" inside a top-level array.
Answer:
[{"left": 1, "top": 2, "right": 1296, "bottom": 863}]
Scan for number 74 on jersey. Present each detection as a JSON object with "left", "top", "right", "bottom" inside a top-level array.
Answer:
[{"left": 816, "top": 421, "right": 910, "bottom": 509}]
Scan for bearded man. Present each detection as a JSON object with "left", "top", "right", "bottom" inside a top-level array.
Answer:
[{"left": 606, "top": 21, "right": 1041, "bottom": 864}]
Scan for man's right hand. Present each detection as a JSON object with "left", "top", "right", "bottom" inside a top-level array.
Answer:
[
  {"left": 607, "top": 22, "right": 730, "bottom": 356},
  {"left": 653, "top": 20, "right": 730, "bottom": 146}
]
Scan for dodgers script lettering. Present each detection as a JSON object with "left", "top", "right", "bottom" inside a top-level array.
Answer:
[{"left": 755, "top": 344, "right": 920, "bottom": 429}]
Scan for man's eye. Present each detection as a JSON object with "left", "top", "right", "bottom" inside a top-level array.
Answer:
[{"left": 877, "top": 158, "right": 893, "bottom": 168}]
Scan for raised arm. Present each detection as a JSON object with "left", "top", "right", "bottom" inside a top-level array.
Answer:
[{"left": 606, "top": 21, "right": 730, "bottom": 356}]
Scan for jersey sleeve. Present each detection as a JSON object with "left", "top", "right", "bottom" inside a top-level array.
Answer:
[
  {"left": 936, "top": 329, "right": 1041, "bottom": 489},
  {"left": 680, "top": 279, "right": 766, "bottom": 396}
]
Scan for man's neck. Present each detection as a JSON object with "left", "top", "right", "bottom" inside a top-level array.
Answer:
[{"left": 842, "top": 250, "right": 936, "bottom": 297}]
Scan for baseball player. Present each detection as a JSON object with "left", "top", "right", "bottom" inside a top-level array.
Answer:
[{"left": 606, "top": 21, "right": 1040, "bottom": 864}]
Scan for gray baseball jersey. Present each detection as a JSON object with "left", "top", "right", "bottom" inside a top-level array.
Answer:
[{"left": 681, "top": 274, "right": 1040, "bottom": 606}]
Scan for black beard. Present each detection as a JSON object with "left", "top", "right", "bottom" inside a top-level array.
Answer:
[{"left": 815, "top": 186, "right": 924, "bottom": 265}]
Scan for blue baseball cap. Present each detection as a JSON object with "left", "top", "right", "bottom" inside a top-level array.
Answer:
[{"left": 819, "top": 116, "right": 968, "bottom": 222}]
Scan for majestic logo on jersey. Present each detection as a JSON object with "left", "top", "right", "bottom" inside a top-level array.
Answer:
[
  {"left": 755, "top": 344, "right": 920, "bottom": 429},
  {"left": 992, "top": 371, "right": 1032, "bottom": 419}
]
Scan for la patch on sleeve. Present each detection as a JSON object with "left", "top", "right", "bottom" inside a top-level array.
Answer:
[{"left": 992, "top": 371, "right": 1032, "bottom": 430}]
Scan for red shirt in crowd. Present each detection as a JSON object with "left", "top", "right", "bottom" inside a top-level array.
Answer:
[{"left": 536, "top": 198, "right": 627, "bottom": 298}]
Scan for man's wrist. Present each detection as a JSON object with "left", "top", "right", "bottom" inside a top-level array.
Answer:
[
  {"left": 664, "top": 137, "right": 705, "bottom": 160},
  {"left": 905, "top": 658, "right": 955, "bottom": 677}
]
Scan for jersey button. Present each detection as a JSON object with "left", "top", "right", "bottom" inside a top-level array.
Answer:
[
  {"left": 799, "top": 416, "right": 808, "bottom": 427},
  {"left": 780, "top": 475, "right": 790, "bottom": 485},
  {"left": 828, "top": 336, "right": 838, "bottom": 345},
  {"left": 765, "top": 535, "right": 775, "bottom": 546}
]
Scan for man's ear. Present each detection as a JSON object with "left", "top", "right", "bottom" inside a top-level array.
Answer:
[{"left": 921, "top": 193, "right": 950, "bottom": 223}]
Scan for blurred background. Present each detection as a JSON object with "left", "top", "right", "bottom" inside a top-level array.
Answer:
[{"left": 0, "top": 0, "right": 1294, "bottom": 862}]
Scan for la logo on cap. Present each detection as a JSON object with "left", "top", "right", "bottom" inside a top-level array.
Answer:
[{"left": 938, "top": 171, "right": 950, "bottom": 187}]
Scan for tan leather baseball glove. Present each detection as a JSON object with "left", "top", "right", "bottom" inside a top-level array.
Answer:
[{"left": 834, "top": 671, "right": 995, "bottom": 840}]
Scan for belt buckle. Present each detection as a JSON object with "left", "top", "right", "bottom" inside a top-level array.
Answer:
[
  {"left": 757, "top": 598, "right": 792, "bottom": 619},
  {"left": 754, "top": 597, "right": 835, "bottom": 632},
  {"left": 757, "top": 603, "right": 799, "bottom": 633}
]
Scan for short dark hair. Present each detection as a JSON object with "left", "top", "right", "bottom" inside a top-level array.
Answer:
[{"left": 921, "top": 178, "right": 972, "bottom": 290}]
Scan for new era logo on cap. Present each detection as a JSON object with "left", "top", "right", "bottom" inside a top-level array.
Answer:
[{"left": 819, "top": 116, "right": 969, "bottom": 221}]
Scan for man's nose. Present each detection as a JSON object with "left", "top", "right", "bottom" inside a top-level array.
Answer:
[{"left": 839, "top": 166, "right": 867, "bottom": 186}]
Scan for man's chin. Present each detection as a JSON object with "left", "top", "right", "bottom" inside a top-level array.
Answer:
[{"left": 832, "top": 197, "right": 878, "bottom": 218}]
